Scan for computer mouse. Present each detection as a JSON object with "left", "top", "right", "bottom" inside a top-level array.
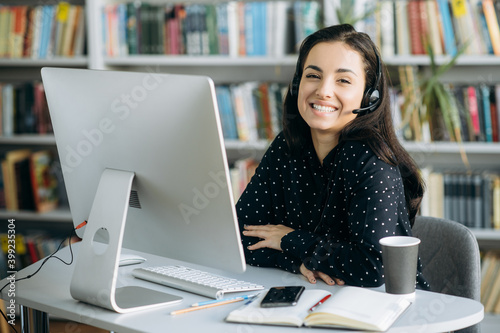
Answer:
[{"left": 119, "top": 254, "right": 147, "bottom": 266}]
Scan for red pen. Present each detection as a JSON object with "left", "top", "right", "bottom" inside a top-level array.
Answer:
[{"left": 309, "top": 294, "right": 332, "bottom": 312}]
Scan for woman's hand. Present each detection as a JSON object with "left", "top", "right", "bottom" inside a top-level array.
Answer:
[
  {"left": 299, "top": 264, "right": 344, "bottom": 286},
  {"left": 242, "top": 224, "right": 294, "bottom": 251}
]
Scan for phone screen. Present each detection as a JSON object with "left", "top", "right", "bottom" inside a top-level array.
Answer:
[{"left": 260, "top": 286, "right": 305, "bottom": 307}]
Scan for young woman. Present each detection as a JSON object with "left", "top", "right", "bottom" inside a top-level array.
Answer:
[{"left": 236, "top": 24, "right": 429, "bottom": 290}]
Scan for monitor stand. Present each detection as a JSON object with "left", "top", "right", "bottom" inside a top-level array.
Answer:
[{"left": 69, "top": 168, "right": 182, "bottom": 313}]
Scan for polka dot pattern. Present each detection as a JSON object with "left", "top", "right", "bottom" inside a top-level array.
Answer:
[{"left": 236, "top": 133, "right": 429, "bottom": 290}]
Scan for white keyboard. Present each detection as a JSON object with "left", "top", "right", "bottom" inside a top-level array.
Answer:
[{"left": 132, "top": 265, "right": 264, "bottom": 299}]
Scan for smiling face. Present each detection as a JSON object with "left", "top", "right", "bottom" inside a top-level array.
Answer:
[{"left": 297, "top": 41, "right": 366, "bottom": 139}]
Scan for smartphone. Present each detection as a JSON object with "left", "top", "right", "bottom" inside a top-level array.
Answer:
[{"left": 260, "top": 286, "right": 305, "bottom": 308}]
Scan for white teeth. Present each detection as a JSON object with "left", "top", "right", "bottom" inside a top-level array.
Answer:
[{"left": 312, "top": 104, "right": 336, "bottom": 113}]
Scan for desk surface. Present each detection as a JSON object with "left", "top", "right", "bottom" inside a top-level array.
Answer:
[{"left": 1, "top": 243, "right": 483, "bottom": 333}]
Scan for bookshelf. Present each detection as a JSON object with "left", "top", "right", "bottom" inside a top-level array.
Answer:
[
  {"left": 0, "top": 0, "right": 86, "bottom": 282},
  {"left": 2, "top": 0, "right": 500, "bottom": 326},
  {"left": 1, "top": 0, "right": 499, "bottom": 229}
]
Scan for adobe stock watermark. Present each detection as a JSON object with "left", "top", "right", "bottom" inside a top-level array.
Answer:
[
  {"left": 407, "top": 292, "right": 456, "bottom": 333},
  {"left": 61, "top": 68, "right": 165, "bottom": 174},
  {"left": 5, "top": 219, "right": 17, "bottom": 326},
  {"left": 178, "top": 170, "right": 228, "bottom": 224}
]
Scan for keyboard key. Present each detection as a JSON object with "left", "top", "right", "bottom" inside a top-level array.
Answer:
[{"left": 132, "top": 265, "right": 264, "bottom": 299}]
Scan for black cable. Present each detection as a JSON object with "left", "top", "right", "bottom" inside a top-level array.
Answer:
[{"left": 0, "top": 222, "right": 85, "bottom": 332}]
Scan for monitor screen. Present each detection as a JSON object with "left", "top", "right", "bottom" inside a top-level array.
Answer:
[{"left": 41, "top": 67, "right": 246, "bottom": 275}]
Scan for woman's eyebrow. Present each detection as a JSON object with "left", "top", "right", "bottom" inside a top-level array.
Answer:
[
  {"left": 304, "top": 64, "right": 322, "bottom": 72},
  {"left": 304, "top": 65, "right": 358, "bottom": 76},
  {"left": 336, "top": 68, "right": 358, "bottom": 76}
]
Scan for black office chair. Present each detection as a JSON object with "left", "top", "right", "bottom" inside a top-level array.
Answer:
[{"left": 412, "top": 216, "right": 481, "bottom": 333}]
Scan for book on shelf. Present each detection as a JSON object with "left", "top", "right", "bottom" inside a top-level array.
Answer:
[
  {"left": 426, "top": 0, "right": 444, "bottom": 55},
  {"left": 0, "top": 2, "right": 85, "bottom": 59},
  {"left": 216, "top": 82, "right": 285, "bottom": 142},
  {"left": 480, "top": 251, "right": 500, "bottom": 314},
  {"left": 0, "top": 81, "right": 52, "bottom": 136},
  {"left": 482, "top": 0, "right": 500, "bottom": 55},
  {"left": 420, "top": 169, "right": 500, "bottom": 229},
  {"left": 0, "top": 149, "right": 60, "bottom": 213},
  {"left": 30, "top": 150, "right": 59, "bottom": 213},
  {"left": 226, "top": 287, "right": 411, "bottom": 331},
  {"left": 102, "top": 1, "right": 317, "bottom": 57},
  {"left": 230, "top": 157, "right": 258, "bottom": 201},
  {"left": 215, "top": 85, "right": 238, "bottom": 140},
  {"left": 2, "top": 149, "right": 33, "bottom": 211},
  {"left": 406, "top": 0, "right": 426, "bottom": 56},
  {"left": 323, "top": 0, "right": 500, "bottom": 57},
  {"left": 395, "top": 75, "right": 500, "bottom": 143}
]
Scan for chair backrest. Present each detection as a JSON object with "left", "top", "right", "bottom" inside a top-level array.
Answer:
[
  {"left": 413, "top": 216, "right": 481, "bottom": 301},
  {"left": 412, "top": 216, "right": 481, "bottom": 333}
]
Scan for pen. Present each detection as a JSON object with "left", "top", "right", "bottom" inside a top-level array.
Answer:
[
  {"left": 191, "top": 294, "right": 257, "bottom": 307},
  {"left": 170, "top": 297, "right": 246, "bottom": 315},
  {"left": 308, "top": 294, "right": 332, "bottom": 312},
  {"left": 244, "top": 295, "right": 259, "bottom": 305}
]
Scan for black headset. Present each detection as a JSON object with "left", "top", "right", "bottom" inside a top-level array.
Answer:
[{"left": 290, "top": 46, "right": 382, "bottom": 116}]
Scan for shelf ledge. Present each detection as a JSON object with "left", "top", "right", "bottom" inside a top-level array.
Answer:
[
  {"left": 0, "top": 209, "right": 72, "bottom": 223},
  {"left": 0, "top": 135, "right": 56, "bottom": 145},
  {"left": 402, "top": 141, "right": 500, "bottom": 154},
  {"left": 0, "top": 57, "right": 88, "bottom": 67},
  {"left": 104, "top": 55, "right": 298, "bottom": 67},
  {"left": 384, "top": 54, "right": 500, "bottom": 66},
  {"left": 2, "top": 136, "right": 500, "bottom": 155},
  {"left": 102, "top": 55, "right": 500, "bottom": 67}
]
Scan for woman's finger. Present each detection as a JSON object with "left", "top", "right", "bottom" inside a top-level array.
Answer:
[
  {"left": 247, "top": 240, "right": 266, "bottom": 251},
  {"left": 299, "top": 264, "right": 317, "bottom": 284},
  {"left": 334, "top": 277, "right": 345, "bottom": 285},
  {"left": 316, "top": 270, "right": 335, "bottom": 286}
]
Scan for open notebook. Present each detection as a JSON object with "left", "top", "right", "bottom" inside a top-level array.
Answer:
[{"left": 226, "top": 287, "right": 411, "bottom": 331}]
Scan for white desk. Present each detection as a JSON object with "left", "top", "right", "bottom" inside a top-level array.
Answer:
[{"left": 1, "top": 243, "right": 483, "bottom": 333}]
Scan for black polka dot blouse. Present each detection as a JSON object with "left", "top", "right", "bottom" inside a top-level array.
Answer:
[{"left": 236, "top": 132, "right": 429, "bottom": 290}]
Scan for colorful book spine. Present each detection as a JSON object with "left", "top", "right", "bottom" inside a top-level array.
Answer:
[
  {"left": 483, "top": 0, "right": 500, "bottom": 55},
  {"left": 437, "top": 0, "right": 458, "bottom": 56},
  {"left": 101, "top": 1, "right": 319, "bottom": 57},
  {"left": 407, "top": 0, "right": 425, "bottom": 55},
  {"left": 0, "top": 3, "right": 84, "bottom": 59},
  {"left": 467, "top": 86, "right": 481, "bottom": 140},
  {"left": 481, "top": 85, "right": 493, "bottom": 142}
]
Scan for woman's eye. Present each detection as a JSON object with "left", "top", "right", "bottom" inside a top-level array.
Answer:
[
  {"left": 305, "top": 73, "right": 320, "bottom": 79},
  {"left": 338, "top": 78, "right": 351, "bottom": 84}
]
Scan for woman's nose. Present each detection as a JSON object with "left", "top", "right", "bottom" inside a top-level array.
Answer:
[{"left": 316, "top": 80, "right": 334, "bottom": 99}]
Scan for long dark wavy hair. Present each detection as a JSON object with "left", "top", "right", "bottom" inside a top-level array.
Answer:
[{"left": 282, "top": 24, "right": 424, "bottom": 226}]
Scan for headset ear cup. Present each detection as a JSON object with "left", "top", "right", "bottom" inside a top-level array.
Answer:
[
  {"left": 356, "top": 88, "right": 380, "bottom": 115},
  {"left": 369, "top": 89, "right": 380, "bottom": 105},
  {"left": 362, "top": 88, "right": 373, "bottom": 109}
]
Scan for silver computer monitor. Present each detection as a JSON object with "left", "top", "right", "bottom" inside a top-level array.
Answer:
[{"left": 41, "top": 67, "right": 246, "bottom": 312}]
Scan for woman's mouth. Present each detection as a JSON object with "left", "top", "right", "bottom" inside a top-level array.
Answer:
[{"left": 312, "top": 103, "right": 337, "bottom": 113}]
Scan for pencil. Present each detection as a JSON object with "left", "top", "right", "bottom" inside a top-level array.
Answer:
[
  {"left": 170, "top": 297, "right": 245, "bottom": 315},
  {"left": 191, "top": 294, "right": 256, "bottom": 307}
]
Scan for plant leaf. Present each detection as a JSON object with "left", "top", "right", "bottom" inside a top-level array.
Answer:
[
  {"left": 434, "top": 83, "right": 455, "bottom": 141},
  {"left": 434, "top": 42, "right": 468, "bottom": 77}
]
